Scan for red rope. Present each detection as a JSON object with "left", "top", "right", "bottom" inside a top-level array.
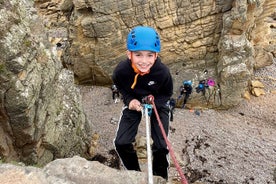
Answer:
[{"left": 148, "top": 95, "right": 188, "bottom": 184}]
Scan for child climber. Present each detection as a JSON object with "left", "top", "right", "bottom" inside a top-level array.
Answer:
[{"left": 112, "top": 26, "right": 173, "bottom": 180}]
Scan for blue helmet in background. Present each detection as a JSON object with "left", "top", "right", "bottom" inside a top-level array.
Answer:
[
  {"left": 183, "top": 80, "right": 192, "bottom": 86},
  {"left": 127, "top": 26, "right": 161, "bottom": 52},
  {"left": 198, "top": 83, "right": 204, "bottom": 90}
]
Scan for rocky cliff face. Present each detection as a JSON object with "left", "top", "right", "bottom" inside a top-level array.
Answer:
[
  {"left": 0, "top": 0, "right": 91, "bottom": 165},
  {"left": 0, "top": 156, "right": 166, "bottom": 184},
  {"left": 1, "top": 0, "right": 276, "bottom": 167},
  {"left": 35, "top": 0, "right": 276, "bottom": 108}
]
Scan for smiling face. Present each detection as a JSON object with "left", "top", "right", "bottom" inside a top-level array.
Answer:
[{"left": 127, "top": 50, "right": 157, "bottom": 73}]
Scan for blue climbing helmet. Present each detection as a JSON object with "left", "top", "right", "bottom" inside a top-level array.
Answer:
[
  {"left": 197, "top": 83, "right": 204, "bottom": 90},
  {"left": 127, "top": 26, "right": 161, "bottom": 52},
  {"left": 183, "top": 80, "right": 192, "bottom": 86}
]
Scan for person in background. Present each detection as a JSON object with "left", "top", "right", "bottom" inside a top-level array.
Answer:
[
  {"left": 178, "top": 85, "right": 185, "bottom": 99},
  {"left": 112, "top": 26, "right": 173, "bottom": 180},
  {"left": 111, "top": 84, "right": 120, "bottom": 103},
  {"left": 196, "top": 79, "right": 207, "bottom": 95},
  {"left": 182, "top": 80, "right": 193, "bottom": 108},
  {"left": 168, "top": 98, "right": 176, "bottom": 121}
]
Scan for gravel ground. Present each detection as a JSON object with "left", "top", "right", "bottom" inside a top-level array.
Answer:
[{"left": 79, "top": 60, "right": 276, "bottom": 184}]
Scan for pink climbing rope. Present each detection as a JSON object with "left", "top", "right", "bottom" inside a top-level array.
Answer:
[{"left": 147, "top": 95, "right": 189, "bottom": 184}]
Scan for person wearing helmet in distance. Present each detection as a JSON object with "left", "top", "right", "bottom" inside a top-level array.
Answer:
[
  {"left": 182, "top": 80, "right": 193, "bottom": 109},
  {"left": 112, "top": 26, "right": 173, "bottom": 180}
]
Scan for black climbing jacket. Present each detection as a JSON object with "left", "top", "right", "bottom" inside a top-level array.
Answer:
[{"left": 112, "top": 57, "right": 173, "bottom": 108}]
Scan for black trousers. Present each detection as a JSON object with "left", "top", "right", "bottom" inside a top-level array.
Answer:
[{"left": 114, "top": 105, "right": 170, "bottom": 179}]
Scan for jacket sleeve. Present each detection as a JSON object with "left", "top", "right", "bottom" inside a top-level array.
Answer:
[
  {"left": 112, "top": 62, "right": 135, "bottom": 106},
  {"left": 154, "top": 69, "right": 173, "bottom": 108}
]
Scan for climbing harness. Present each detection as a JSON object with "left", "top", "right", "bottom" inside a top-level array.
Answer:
[
  {"left": 142, "top": 104, "right": 153, "bottom": 184},
  {"left": 143, "top": 95, "right": 189, "bottom": 184}
]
